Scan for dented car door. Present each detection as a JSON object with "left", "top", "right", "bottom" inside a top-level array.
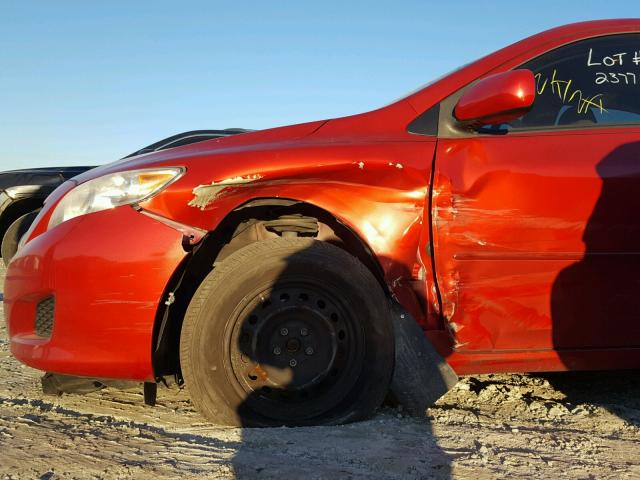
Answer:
[{"left": 432, "top": 33, "right": 640, "bottom": 352}]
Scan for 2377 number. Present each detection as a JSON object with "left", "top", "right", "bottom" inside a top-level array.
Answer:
[
  {"left": 589, "top": 49, "right": 640, "bottom": 85},
  {"left": 595, "top": 72, "right": 637, "bottom": 85}
]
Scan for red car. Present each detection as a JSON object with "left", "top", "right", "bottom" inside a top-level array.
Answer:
[{"left": 5, "top": 19, "right": 640, "bottom": 427}]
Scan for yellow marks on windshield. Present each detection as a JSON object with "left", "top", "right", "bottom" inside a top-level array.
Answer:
[{"left": 535, "top": 69, "right": 606, "bottom": 114}]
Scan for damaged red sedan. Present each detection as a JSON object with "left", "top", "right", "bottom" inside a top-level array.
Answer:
[{"left": 5, "top": 19, "right": 640, "bottom": 427}]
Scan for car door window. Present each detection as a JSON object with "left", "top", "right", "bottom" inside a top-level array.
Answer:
[{"left": 505, "top": 34, "right": 640, "bottom": 131}]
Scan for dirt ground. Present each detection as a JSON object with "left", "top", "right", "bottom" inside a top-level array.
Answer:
[{"left": 1, "top": 264, "right": 639, "bottom": 480}]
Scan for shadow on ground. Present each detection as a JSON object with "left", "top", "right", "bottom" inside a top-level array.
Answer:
[{"left": 541, "top": 370, "right": 640, "bottom": 427}]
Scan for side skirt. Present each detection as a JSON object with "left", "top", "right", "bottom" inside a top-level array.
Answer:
[{"left": 447, "top": 347, "right": 640, "bottom": 375}]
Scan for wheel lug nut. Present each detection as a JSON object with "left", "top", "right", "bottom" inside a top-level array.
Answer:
[
  {"left": 289, "top": 359, "right": 297, "bottom": 367},
  {"left": 300, "top": 328, "right": 308, "bottom": 336},
  {"left": 305, "top": 347, "right": 314, "bottom": 356},
  {"left": 280, "top": 328, "right": 289, "bottom": 336},
  {"left": 273, "top": 346, "right": 281, "bottom": 355}
]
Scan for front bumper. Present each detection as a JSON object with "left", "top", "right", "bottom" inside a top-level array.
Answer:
[{"left": 4, "top": 206, "right": 187, "bottom": 381}]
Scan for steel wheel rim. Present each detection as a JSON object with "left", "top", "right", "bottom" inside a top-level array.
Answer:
[{"left": 224, "top": 280, "right": 365, "bottom": 421}]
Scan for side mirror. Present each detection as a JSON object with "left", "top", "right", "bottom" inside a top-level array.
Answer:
[{"left": 454, "top": 69, "right": 535, "bottom": 127}]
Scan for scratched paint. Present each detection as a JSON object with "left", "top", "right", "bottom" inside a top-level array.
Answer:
[{"left": 188, "top": 175, "right": 263, "bottom": 210}]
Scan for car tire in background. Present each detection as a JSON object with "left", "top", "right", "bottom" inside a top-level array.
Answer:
[
  {"left": 179, "top": 237, "right": 394, "bottom": 427},
  {"left": 2, "top": 210, "right": 39, "bottom": 267}
]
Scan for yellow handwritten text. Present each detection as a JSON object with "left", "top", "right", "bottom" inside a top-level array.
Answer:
[{"left": 535, "top": 69, "right": 606, "bottom": 114}]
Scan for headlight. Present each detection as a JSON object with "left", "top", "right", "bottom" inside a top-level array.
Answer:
[{"left": 48, "top": 167, "right": 183, "bottom": 230}]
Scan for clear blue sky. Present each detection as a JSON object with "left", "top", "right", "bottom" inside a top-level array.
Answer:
[{"left": 0, "top": 1, "right": 637, "bottom": 171}]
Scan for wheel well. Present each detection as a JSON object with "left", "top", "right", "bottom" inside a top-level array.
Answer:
[{"left": 152, "top": 199, "right": 388, "bottom": 379}]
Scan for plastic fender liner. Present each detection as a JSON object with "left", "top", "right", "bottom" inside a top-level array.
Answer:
[{"left": 389, "top": 301, "right": 458, "bottom": 416}]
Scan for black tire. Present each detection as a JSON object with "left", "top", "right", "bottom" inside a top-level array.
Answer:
[
  {"left": 2, "top": 210, "right": 39, "bottom": 267},
  {"left": 179, "top": 237, "right": 394, "bottom": 427}
]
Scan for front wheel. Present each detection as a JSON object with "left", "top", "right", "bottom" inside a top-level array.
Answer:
[{"left": 179, "top": 238, "right": 394, "bottom": 427}]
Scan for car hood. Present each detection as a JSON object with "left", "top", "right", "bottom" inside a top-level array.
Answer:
[{"left": 71, "top": 120, "right": 328, "bottom": 185}]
